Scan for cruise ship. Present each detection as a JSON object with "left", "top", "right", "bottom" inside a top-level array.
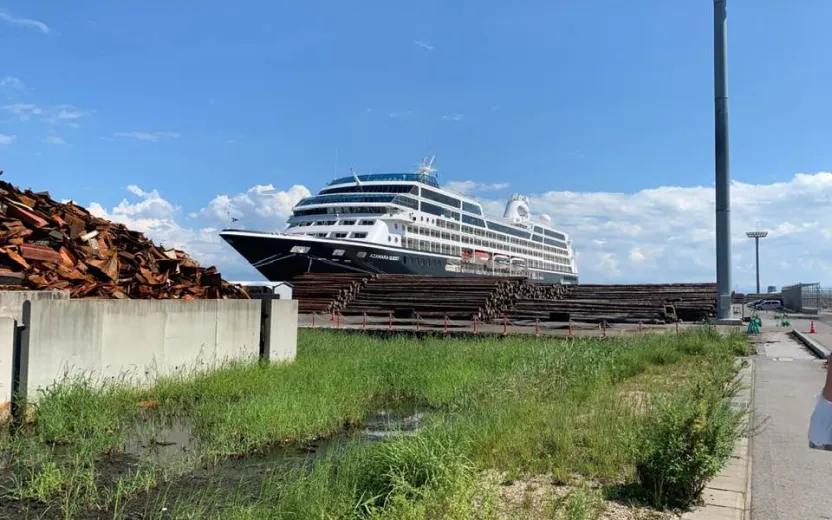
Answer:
[{"left": 220, "top": 157, "right": 579, "bottom": 284}]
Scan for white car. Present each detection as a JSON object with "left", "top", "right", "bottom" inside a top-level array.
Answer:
[{"left": 753, "top": 299, "right": 783, "bottom": 311}]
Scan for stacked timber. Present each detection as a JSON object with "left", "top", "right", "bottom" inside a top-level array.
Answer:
[
  {"left": 505, "top": 283, "right": 716, "bottom": 324},
  {"left": 291, "top": 273, "right": 372, "bottom": 313},
  {"left": 506, "top": 298, "right": 674, "bottom": 324},
  {"left": 341, "top": 274, "right": 520, "bottom": 320}
]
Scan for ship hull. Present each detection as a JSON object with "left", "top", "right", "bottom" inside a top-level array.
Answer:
[{"left": 220, "top": 230, "right": 578, "bottom": 284}]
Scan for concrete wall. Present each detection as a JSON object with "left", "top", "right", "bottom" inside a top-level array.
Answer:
[
  {"left": 0, "top": 290, "right": 68, "bottom": 322},
  {"left": 263, "top": 299, "right": 298, "bottom": 363},
  {"left": 0, "top": 318, "right": 15, "bottom": 415},
  {"left": 19, "top": 299, "right": 262, "bottom": 399}
]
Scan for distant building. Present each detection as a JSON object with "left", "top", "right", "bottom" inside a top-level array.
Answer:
[{"left": 767, "top": 285, "right": 777, "bottom": 293}]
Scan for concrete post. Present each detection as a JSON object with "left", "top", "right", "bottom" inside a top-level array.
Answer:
[{"left": 260, "top": 299, "right": 298, "bottom": 363}]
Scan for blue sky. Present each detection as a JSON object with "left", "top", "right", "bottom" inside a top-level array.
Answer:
[{"left": 2, "top": 1, "right": 831, "bottom": 289}]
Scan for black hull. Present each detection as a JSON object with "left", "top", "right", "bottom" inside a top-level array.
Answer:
[{"left": 220, "top": 230, "right": 578, "bottom": 284}]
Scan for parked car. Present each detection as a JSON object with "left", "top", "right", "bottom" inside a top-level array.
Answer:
[{"left": 753, "top": 299, "right": 783, "bottom": 311}]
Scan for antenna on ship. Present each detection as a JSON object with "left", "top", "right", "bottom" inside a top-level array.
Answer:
[
  {"left": 415, "top": 155, "right": 438, "bottom": 177},
  {"left": 350, "top": 168, "right": 363, "bottom": 192}
]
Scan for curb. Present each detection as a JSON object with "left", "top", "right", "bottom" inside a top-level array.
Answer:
[
  {"left": 790, "top": 330, "right": 830, "bottom": 360},
  {"left": 743, "top": 358, "right": 754, "bottom": 520}
]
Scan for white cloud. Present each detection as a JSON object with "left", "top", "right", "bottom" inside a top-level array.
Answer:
[
  {"left": 0, "top": 11, "right": 50, "bottom": 34},
  {"left": 111, "top": 131, "right": 181, "bottom": 142},
  {"left": 42, "top": 135, "right": 66, "bottom": 145},
  {"left": 0, "top": 133, "right": 16, "bottom": 145},
  {"left": 445, "top": 180, "right": 510, "bottom": 195},
  {"left": 87, "top": 183, "right": 311, "bottom": 279},
  {"left": 412, "top": 40, "right": 434, "bottom": 51},
  {"left": 0, "top": 76, "right": 24, "bottom": 90},
  {"left": 79, "top": 171, "right": 832, "bottom": 288},
  {"left": 442, "top": 113, "right": 464, "bottom": 122},
  {"left": 388, "top": 110, "right": 413, "bottom": 119},
  {"left": 628, "top": 248, "right": 647, "bottom": 262},
  {"left": 2, "top": 103, "right": 89, "bottom": 126}
]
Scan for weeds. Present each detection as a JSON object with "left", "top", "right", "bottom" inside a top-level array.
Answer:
[
  {"left": 633, "top": 358, "right": 745, "bottom": 509},
  {"left": 0, "top": 327, "right": 747, "bottom": 519}
]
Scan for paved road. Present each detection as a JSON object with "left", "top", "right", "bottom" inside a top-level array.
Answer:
[{"left": 750, "top": 327, "right": 832, "bottom": 520}]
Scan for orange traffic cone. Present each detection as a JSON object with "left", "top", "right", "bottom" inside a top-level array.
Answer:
[{"left": 810, "top": 321, "right": 816, "bottom": 334}]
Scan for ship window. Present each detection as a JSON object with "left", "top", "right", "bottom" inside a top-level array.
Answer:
[
  {"left": 332, "top": 249, "right": 345, "bottom": 257},
  {"left": 461, "top": 215, "right": 485, "bottom": 228},
  {"left": 486, "top": 221, "right": 531, "bottom": 240},
  {"left": 326, "top": 173, "right": 439, "bottom": 188},
  {"left": 421, "top": 201, "right": 460, "bottom": 220},
  {"left": 297, "top": 194, "right": 399, "bottom": 207},
  {"left": 334, "top": 233, "right": 348, "bottom": 238},
  {"left": 360, "top": 220, "right": 375, "bottom": 225},
  {"left": 544, "top": 237, "right": 567, "bottom": 248},
  {"left": 319, "top": 184, "right": 418, "bottom": 195},
  {"left": 462, "top": 201, "right": 482, "bottom": 215},
  {"left": 290, "top": 245, "right": 310, "bottom": 254},
  {"left": 352, "top": 232, "right": 367, "bottom": 239},
  {"left": 293, "top": 207, "right": 387, "bottom": 217},
  {"left": 394, "top": 224, "right": 398, "bottom": 229},
  {"left": 421, "top": 188, "right": 461, "bottom": 208},
  {"left": 357, "top": 251, "right": 367, "bottom": 258},
  {"left": 543, "top": 229, "right": 566, "bottom": 241},
  {"left": 341, "top": 220, "right": 356, "bottom": 225}
]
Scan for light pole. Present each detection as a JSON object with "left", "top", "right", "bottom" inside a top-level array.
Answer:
[
  {"left": 714, "top": 0, "right": 733, "bottom": 321},
  {"left": 745, "top": 231, "right": 768, "bottom": 294}
]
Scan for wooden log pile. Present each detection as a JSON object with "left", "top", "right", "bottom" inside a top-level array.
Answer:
[
  {"left": 340, "top": 274, "right": 522, "bottom": 320},
  {"left": 568, "top": 284, "right": 716, "bottom": 322},
  {"left": 505, "top": 283, "right": 716, "bottom": 324},
  {"left": 291, "top": 273, "right": 372, "bottom": 313},
  {"left": 0, "top": 175, "right": 247, "bottom": 299}
]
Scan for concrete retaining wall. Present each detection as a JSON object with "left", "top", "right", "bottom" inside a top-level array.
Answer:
[
  {"left": 0, "top": 318, "right": 15, "bottom": 415},
  {"left": 0, "top": 290, "right": 68, "bottom": 322},
  {"left": 19, "top": 299, "right": 263, "bottom": 400}
]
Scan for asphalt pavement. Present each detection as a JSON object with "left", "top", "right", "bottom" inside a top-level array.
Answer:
[{"left": 750, "top": 323, "right": 832, "bottom": 520}]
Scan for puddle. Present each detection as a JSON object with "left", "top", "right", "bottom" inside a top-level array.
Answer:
[
  {"left": 122, "top": 407, "right": 426, "bottom": 469},
  {"left": 360, "top": 409, "right": 426, "bottom": 441},
  {"left": 124, "top": 415, "right": 200, "bottom": 468}
]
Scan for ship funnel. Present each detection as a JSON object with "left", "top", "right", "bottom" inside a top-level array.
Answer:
[{"left": 503, "top": 194, "right": 530, "bottom": 224}]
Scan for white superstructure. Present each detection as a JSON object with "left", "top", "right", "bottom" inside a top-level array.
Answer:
[{"left": 279, "top": 157, "right": 578, "bottom": 282}]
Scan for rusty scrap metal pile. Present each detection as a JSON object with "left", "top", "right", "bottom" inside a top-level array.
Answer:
[
  {"left": 0, "top": 177, "right": 247, "bottom": 299},
  {"left": 292, "top": 274, "right": 717, "bottom": 324}
]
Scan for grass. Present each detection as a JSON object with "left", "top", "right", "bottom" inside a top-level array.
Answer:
[{"left": 0, "top": 327, "right": 749, "bottom": 519}]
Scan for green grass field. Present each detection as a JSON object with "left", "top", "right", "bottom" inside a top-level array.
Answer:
[{"left": 0, "top": 328, "right": 749, "bottom": 519}]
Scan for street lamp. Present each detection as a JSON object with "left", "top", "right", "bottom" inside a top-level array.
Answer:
[{"left": 745, "top": 231, "right": 768, "bottom": 294}]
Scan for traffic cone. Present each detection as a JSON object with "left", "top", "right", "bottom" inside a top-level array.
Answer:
[{"left": 810, "top": 321, "right": 816, "bottom": 334}]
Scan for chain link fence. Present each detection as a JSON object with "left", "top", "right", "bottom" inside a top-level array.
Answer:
[{"left": 782, "top": 283, "right": 832, "bottom": 314}]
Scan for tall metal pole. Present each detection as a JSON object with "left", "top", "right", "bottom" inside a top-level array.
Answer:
[
  {"left": 754, "top": 237, "right": 760, "bottom": 294},
  {"left": 746, "top": 231, "right": 767, "bottom": 295},
  {"left": 714, "top": 0, "right": 732, "bottom": 320}
]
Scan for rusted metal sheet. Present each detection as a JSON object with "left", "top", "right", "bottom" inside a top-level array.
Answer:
[{"left": 20, "top": 244, "right": 62, "bottom": 264}]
